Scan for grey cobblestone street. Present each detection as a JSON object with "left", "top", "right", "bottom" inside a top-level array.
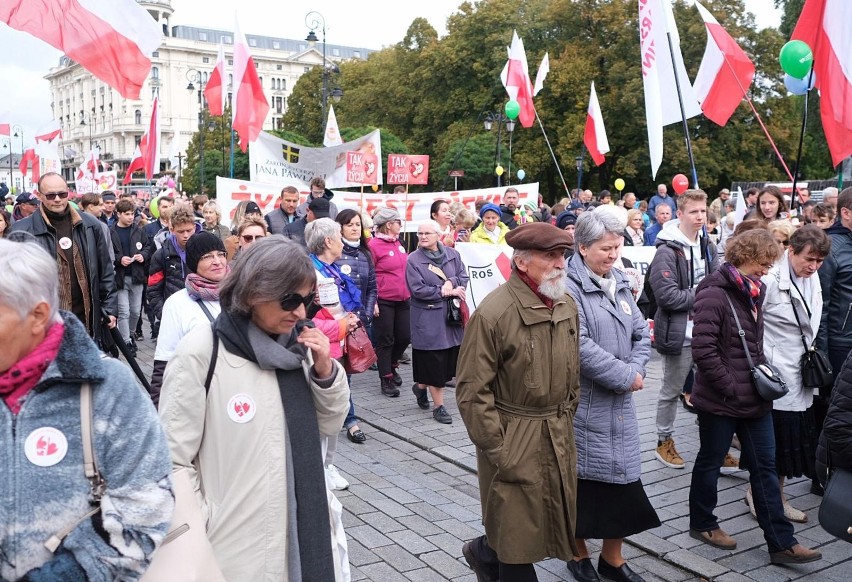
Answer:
[{"left": 133, "top": 329, "right": 851, "bottom": 581}]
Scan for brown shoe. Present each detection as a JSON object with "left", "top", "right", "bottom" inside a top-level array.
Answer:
[
  {"left": 689, "top": 527, "right": 737, "bottom": 550},
  {"left": 655, "top": 438, "right": 685, "bottom": 469},
  {"left": 770, "top": 544, "right": 822, "bottom": 564}
]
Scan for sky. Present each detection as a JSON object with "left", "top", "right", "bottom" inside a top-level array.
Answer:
[{"left": 0, "top": 0, "right": 782, "bottom": 148}]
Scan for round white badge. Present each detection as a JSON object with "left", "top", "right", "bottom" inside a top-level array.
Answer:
[
  {"left": 25, "top": 427, "right": 68, "bottom": 467},
  {"left": 620, "top": 300, "right": 633, "bottom": 316},
  {"left": 227, "top": 394, "right": 257, "bottom": 424},
  {"left": 136, "top": 242, "right": 143, "bottom": 250},
  {"left": 389, "top": 251, "right": 395, "bottom": 257},
  {"left": 398, "top": 245, "right": 406, "bottom": 253},
  {"left": 58, "top": 237, "right": 72, "bottom": 250},
  {"left": 340, "top": 264, "right": 352, "bottom": 275}
]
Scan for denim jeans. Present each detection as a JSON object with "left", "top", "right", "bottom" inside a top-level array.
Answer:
[
  {"left": 344, "top": 375, "right": 357, "bottom": 430},
  {"left": 117, "top": 276, "right": 144, "bottom": 343},
  {"left": 689, "top": 411, "right": 797, "bottom": 552}
]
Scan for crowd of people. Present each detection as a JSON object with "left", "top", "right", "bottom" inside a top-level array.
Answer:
[{"left": 2, "top": 171, "right": 851, "bottom": 582}]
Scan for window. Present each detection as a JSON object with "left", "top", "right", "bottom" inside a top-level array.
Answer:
[
  {"left": 304, "top": 66, "right": 310, "bottom": 73},
  {"left": 223, "top": 35, "right": 232, "bottom": 44},
  {"left": 332, "top": 48, "right": 340, "bottom": 57},
  {"left": 152, "top": 66, "right": 159, "bottom": 79},
  {"left": 203, "top": 71, "right": 208, "bottom": 83},
  {"left": 228, "top": 74, "right": 232, "bottom": 88},
  {"left": 202, "top": 56, "right": 210, "bottom": 64},
  {"left": 275, "top": 96, "right": 283, "bottom": 113},
  {"left": 152, "top": 51, "right": 159, "bottom": 57},
  {"left": 228, "top": 59, "right": 233, "bottom": 66},
  {"left": 273, "top": 41, "right": 280, "bottom": 49},
  {"left": 249, "top": 38, "right": 257, "bottom": 47},
  {"left": 199, "top": 32, "right": 207, "bottom": 41},
  {"left": 353, "top": 50, "right": 361, "bottom": 58},
  {"left": 135, "top": 109, "right": 142, "bottom": 124},
  {"left": 276, "top": 64, "right": 282, "bottom": 70},
  {"left": 281, "top": 79, "right": 286, "bottom": 91},
  {"left": 135, "top": 135, "right": 141, "bottom": 147}
]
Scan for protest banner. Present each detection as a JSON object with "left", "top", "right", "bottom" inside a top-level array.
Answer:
[
  {"left": 346, "top": 151, "right": 378, "bottom": 184},
  {"left": 387, "top": 154, "right": 429, "bottom": 185},
  {"left": 76, "top": 171, "right": 118, "bottom": 194}
]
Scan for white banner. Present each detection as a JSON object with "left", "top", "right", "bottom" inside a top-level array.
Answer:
[
  {"left": 76, "top": 171, "right": 118, "bottom": 194},
  {"left": 216, "top": 177, "right": 538, "bottom": 231},
  {"left": 249, "top": 130, "right": 383, "bottom": 189}
]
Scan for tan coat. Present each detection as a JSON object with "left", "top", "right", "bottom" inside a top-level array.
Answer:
[{"left": 456, "top": 274, "right": 581, "bottom": 563}]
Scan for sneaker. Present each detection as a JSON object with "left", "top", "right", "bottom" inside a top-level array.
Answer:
[
  {"left": 689, "top": 527, "right": 737, "bottom": 550},
  {"left": 433, "top": 405, "right": 453, "bottom": 424},
  {"left": 783, "top": 502, "right": 808, "bottom": 523},
  {"left": 731, "top": 434, "right": 742, "bottom": 450},
  {"left": 392, "top": 367, "right": 403, "bottom": 387},
  {"left": 381, "top": 376, "right": 400, "bottom": 397},
  {"left": 412, "top": 383, "right": 430, "bottom": 409},
  {"left": 770, "top": 544, "right": 821, "bottom": 564},
  {"left": 720, "top": 452, "right": 740, "bottom": 474},
  {"left": 325, "top": 464, "right": 349, "bottom": 491},
  {"left": 655, "top": 439, "right": 685, "bottom": 469}
]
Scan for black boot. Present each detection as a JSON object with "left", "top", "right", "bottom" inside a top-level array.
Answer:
[
  {"left": 392, "top": 367, "right": 403, "bottom": 386},
  {"left": 381, "top": 376, "right": 400, "bottom": 397}
]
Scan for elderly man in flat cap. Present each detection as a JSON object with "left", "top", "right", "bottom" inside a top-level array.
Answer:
[{"left": 457, "top": 222, "right": 581, "bottom": 582}]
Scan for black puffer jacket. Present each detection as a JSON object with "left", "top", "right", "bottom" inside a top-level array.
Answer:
[
  {"left": 817, "top": 223, "right": 852, "bottom": 352},
  {"left": 816, "top": 353, "right": 852, "bottom": 484},
  {"left": 110, "top": 223, "right": 150, "bottom": 287},
  {"left": 146, "top": 237, "right": 186, "bottom": 322},
  {"left": 690, "top": 265, "right": 772, "bottom": 419}
]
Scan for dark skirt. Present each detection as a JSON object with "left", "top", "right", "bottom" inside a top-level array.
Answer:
[
  {"left": 412, "top": 346, "right": 459, "bottom": 387},
  {"left": 575, "top": 478, "right": 661, "bottom": 540},
  {"left": 773, "top": 407, "right": 818, "bottom": 479}
]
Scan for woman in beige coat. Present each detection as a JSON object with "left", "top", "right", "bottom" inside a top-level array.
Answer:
[{"left": 159, "top": 235, "right": 351, "bottom": 581}]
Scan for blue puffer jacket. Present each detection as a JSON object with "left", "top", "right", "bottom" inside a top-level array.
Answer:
[
  {"left": 565, "top": 252, "right": 651, "bottom": 484},
  {"left": 335, "top": 241, "right": 378, "bottom": 325},
  {"left": 0, "top": 312, "right": 173, "bottom": 581}
]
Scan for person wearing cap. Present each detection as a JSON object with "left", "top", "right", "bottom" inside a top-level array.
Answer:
[
  {"left": 469, "top": 203, "right": 509, "bottom": 245},
  {"left": 296, "top": 176, "right": 339, "bottom": 220},
  {"left": 709, "top": 188, "right": 731, "bottom": 219},
  {"left": 368, "top": 206, "right": 411, "bottom": 397},
  {"left": 110, "top": 198, "right": 150, "bottom": 357},
  {"left": 456, "top": 221, "right": 581, "bottom": 581},
  {"left": 12, "top": 191, "right": 39, "bottom": 223},
  {"left": 284, "top": 196, "right": 328, "bottom": 248},
  {"left": 100, "top": 191, "right": 118, "bottom": 228},
  {"left": 556, "top": 210, "right": 578, "bottom": 256}
]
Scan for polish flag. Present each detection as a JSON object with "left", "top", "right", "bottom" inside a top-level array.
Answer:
[
  {"left": 232, "top": 16, "right": 269, "bottom": 152},
  {"left": 792, "top": 0, "right": 852, "bottom": 167},
  {"left": 0, "top": 0, "right": 161, "bottom": 99},
  {"left": 34, "top": 120, "right": 63, "bottom": 143},
  {"left": 205, "top": 42, "right": 227, "bottom": 116},
  {"left": 124, "top": 96, "right": 161, "bottom": 183},
  {"left": 584, "top": 82, "right": 610, "bottom": 166},
  {"left": 20, "top": 149, "right": 39, "bottom": 183},
  {"left": 123, "top": 145, "right": 144, "bottom": 185},
  {"left": 500, "top": 31, "right": 535, "bottom": 128},
  {"left": 692, "top": 2, "right": 755, "bottom": 126}
]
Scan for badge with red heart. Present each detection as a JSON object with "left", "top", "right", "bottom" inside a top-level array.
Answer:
[
  {"left": 227, "top": 394, "right": 257, "bottom": 424},
  {"left": 25, "top": 427, "right": 68, "bottom": 467}
]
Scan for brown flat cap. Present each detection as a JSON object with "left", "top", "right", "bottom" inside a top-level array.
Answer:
[{"left": 505, "top": 222, "right": 573, "bottom": 252}]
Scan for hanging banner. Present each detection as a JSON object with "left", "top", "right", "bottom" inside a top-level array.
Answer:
[
  {"left": 387, "top": 154, "right": 430, "bottom": 185},
  {"left": 249, "top": 130, "right": 383, "bottom": 188},
  {"left": 346, "top": 151, "right": 378, "bottom": 185},
  {"left": 216, "top": 177, "right": 538, "bottom": 230}
]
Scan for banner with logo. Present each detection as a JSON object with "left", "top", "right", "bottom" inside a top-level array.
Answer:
[
  {"left": 76, "top": 171, "right": 118, "bottom": 194},
  {"left": 387, "top": 154, "right": 429, "bottom": 185},
  {"left": 249, "top": 130, "right": 382, "bottom": 188},
  {"left": 216, "top": 177, "right": 538, "bottom": 230}
]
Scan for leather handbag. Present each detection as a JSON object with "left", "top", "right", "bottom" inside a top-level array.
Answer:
[
  {"left": 723, "top": 292, "right": 789, "bottom": 401},
  {"left": 446, "top": 297, "right": 464, "bottom": 327},
  {"left": 343, "top": 322, "right": 377, "bottom": 374},
  {"left": 787, "top": 286, "right": 834, "bottom": 396},
  {"left": 818, "top": 459, "right": 852, "bottom": 544}
]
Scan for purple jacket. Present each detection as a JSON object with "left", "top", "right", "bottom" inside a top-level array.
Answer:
[
  {"left": 406, "top": 246, "right": 469, "bottom": 351},
  {"left": 691, "top": 265, "right": 772, "bottom": 419}
]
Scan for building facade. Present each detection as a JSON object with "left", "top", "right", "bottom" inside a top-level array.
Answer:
[{"left": 45, "top": 0, "right": 370, "bottom": 188}]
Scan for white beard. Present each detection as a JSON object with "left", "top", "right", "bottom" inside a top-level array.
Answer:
[{"left": 538, "top": 269, "right": 569, "bottom": 301}]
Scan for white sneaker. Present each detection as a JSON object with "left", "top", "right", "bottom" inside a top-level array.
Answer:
[{"left": 325, "top": 464, "right": 349, "bottom": 491}]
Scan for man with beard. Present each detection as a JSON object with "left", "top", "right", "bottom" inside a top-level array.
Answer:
[
  {"left": 499, "top": 187, "right": 520, "bottom": 230},
  {"left": 456, "top": 222, "right": 581, "bottom": 581}
]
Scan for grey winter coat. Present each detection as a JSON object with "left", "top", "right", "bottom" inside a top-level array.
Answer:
[
  {"left": 565, "top": 252, "right": 651, "bottom": 483},
  {"left": 406, "top": 245, "right": 469, "bottom": 351}
]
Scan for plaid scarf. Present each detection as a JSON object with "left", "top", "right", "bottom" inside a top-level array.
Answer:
[
  {"left": 725, "top": 262, "right": 762, "bottom": 317},
  {"left": 185, "top": 267, "right": 229, "bottom": 302}
]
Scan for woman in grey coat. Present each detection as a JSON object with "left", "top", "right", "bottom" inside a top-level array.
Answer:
[
  {"left": 564, "top": 210, "right": 659, "bottom": 582},
  {"left": 406, "top": 219, "right": 468, "bottom": 425}
]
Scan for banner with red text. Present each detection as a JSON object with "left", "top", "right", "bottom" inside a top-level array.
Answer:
[
  {"left": 387, "top": 154, "right": 429, "bottom": 185},
  {"left": 346, "top": 151, "right": 378, "bottom": 184},
  {"left": 216, "top": 177, "right": 538, "bottom": 230},
  {"left": 76, "top": 171, "right": 118, "bottom": 194}
]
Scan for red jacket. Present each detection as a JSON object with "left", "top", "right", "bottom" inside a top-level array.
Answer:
[{"left": 368, "top": 237, "right": 410, "bottom": 302}]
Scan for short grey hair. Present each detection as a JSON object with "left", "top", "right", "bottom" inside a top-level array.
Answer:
[
  {"left": 304, "top": 217, "right": 342, "bottom": 255},
  {"left": 823, "top": 187, "right": 839, "bottom": 199},
  {"left": 511, "top": 248, "right": 534, "bottom": 271},
  {"left": 417, "top": 219, "right": 442, "bottom": 234},
  {"left": 574, "top": 210, "right": 624, "bottom": 248},
  {"left": 219, "top": 235, "right": 315, "bottom": 316},
  {"left": 0, "top": 239, "right": 61, "bottom": 323}
]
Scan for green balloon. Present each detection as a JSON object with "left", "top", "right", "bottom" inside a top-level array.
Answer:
[
  {"left": 504, "top": 100, "right": 521, "bottom": 120},
  {"left": 779, "top": 40, "right": 813, "bottom": 80}
]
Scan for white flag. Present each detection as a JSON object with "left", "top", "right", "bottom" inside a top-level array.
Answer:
[
  {"left": 733, "top": 186, "right": 747, "bottom": 226},
  {"left": 533, "top": 52, "right": 549, "bottom": 97},
  {"left": 639, "top": 0, "right": 702, "bottom": 178},
  {"left": 323, "top": 104, "right": 343, "bottom": 147}
]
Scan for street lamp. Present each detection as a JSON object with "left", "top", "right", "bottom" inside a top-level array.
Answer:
[
  {"left": 186, "top": 69, "right": 208, "bottom": 193},
  {"left": 79, "top": 112, "right": 93, "bottom": 151},
  {"left": 484, "top": 112, "right": 515, "bottom": 187},
  {"left": 305, "top": 11, "right": 344, "bottom": 139},
  {"left": 575, "top": 154, "right": 585, "bottom": 195}
]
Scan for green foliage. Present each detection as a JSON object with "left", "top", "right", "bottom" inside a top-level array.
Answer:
[{"left": 182, "top": 107, "right": 248, "bottom": 196}]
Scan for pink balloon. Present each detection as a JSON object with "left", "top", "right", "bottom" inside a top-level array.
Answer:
[
  {"left": 672, "top": 174, "right": 689, "bottom": 195},
  {"left": 167, "top": 179, "right": 176, "bottom": 188}
]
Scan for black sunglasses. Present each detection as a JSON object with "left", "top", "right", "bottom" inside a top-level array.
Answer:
[
  {"left": 280, "top": 291, "right": 316, "bottom": 311},
  {"left": 43, "top": 191, "right": 69, "bottom": 200}
]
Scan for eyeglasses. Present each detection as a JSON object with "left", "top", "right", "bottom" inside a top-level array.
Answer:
[
  {"left": 42, "top": 191, "right": 69, "bottom": 200},
  {"left": 241, "top": 234, "right": 264, "bottom": 243},
  {"left": 280, "top": 291, "right": 316, "bottom": 311},
  {"left": 417, "top": 231, "right": 437, "bottom": 236},
  {"left": 199, "top": 251, "right": 227, "bottom": 262},
  {"left": 779, "top": 239, "right": 790, "bottom": 247}
]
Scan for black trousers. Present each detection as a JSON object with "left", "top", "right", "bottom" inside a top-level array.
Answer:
[
  {"left": 372, "top": 298, "right": 410, "bottom": 377},
  {"left": 469, "top": 535, "right": 537, "bottom": 582}
]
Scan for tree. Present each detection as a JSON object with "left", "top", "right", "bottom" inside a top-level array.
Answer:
[{"left": 182, "top": 107, "right": 248, "bottom": 196}]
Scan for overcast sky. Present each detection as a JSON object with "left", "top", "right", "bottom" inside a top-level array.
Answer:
[{"left": 0, "top": 0, "right": 781, "bottom": 147}]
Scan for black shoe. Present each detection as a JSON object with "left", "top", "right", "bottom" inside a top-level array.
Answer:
[
  {"left": 381, "top": 376, "right": 400, "bottom": 397},
  {"left": 462, "top": 541, "right": 498, "bottom": 582},
  {"left": 598, "top": 557, "right": 645, "bottom": 582},
  {"left": 133, "top": 329, "right": 144, "bottom": 342},
  {"left": 433, "top": 405, "right": 452, "bottom": 424},
  {"left": 412, "top": 384, "right": 430, "bottom": 409},
  {"left": 811, "top": 479, "right": 824, "bottom": 496},
  {"left": 346, "top": 427, "right": 367, "bottom": 444},
  {"left": 392, "top": 367, "right": 403, "bottom": 387},
  {"left": 567, "top": 558, "right": 600, "bottom": 582}
]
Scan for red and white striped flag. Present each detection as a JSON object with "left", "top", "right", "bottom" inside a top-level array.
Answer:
[
  {"left": 500, "top": 31, "right": 536, "bottom": 128},
  {"left": 20, "top": 149, "right": 39, "bottom": 183},
  {"left": 584, "top": 82, "right": 610, "bottom": 166},
  {"left": 205, "top": 41, "right": 227, "bottom": 116},
  {"left": 232, "top": 16, "right": 269, "bottom": 152},
  {"left": 1, "top": 0, "right": 161, "bottom": 99}
]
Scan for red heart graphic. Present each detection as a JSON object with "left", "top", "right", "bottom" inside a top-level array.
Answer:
[
  {"left": 241, "top": 402, "right": 251, "bottom": 415},
  {"left": 234, "top": 401, "right": 245, "bottom": 416},
  {"left": 37, "top": 436, "right": 58, "bottom": 456}
]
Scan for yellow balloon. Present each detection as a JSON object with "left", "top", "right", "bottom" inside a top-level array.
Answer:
[
  {"left": 614, "top": 178, "right": 625, "bottom": 191},
  {"left": 495, "top": 165, "right": 504, "bottom": 176}
]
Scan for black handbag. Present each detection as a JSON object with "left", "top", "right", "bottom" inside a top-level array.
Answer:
[
  {"left": 723, "top": 292, "right": 789, "bottom": 401},
  {"left": 787, "top": 284, "right": 834, "bottom": 396},
  {"left": 818, "top": 452, "right": 852, "bottom": 544},
  {"left": 446, "top": 297, "right": 464, "bottom": 327}
]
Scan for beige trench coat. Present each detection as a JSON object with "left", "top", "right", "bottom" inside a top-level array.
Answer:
[{"left": 456, "top": 274, "right": 581, "bottom": 563}]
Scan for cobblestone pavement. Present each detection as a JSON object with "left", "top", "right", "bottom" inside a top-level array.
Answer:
[{"left": 131, "top": 326, "right": 851, "bottom": 581}]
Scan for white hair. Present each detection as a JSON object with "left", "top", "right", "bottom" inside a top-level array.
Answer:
[
  {"left": 575, "top": 209, "right": 626, "bottom": 248},
  {"left": 0, "top": 239, "right": 61, "bottom": 323},
  {"left": 417, "top": 219, "right": 443, "bottom": 235},
  {"left": 304, "top": 217, "right": 342, "bottom": 255}
]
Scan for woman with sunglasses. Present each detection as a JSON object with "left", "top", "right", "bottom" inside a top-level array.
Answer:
[
  {"left": 159, "top": 235, "right": 351, "bottom": 581},
  {"left": 232, "top": 216, "right": 268, "bottom": 261}
]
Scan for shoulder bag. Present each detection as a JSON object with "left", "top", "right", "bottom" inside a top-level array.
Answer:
[
  {"left": 787, "top": 282, "right": 833, "bottom": 397},
  {"left": 343, "top": 321, "right": 378, "bottom": 374},
  {"left": 723, "top": 292, "right": 789, "bottom": 401},
  {"left": 427, "top": 263, "right": 468, "bottom": 327},
  {"left": 818, "top": 451, "right": 852, "bottom": 544}
]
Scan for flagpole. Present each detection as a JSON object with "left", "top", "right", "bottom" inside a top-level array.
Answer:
[
  {"left": 229, "top": 122, "right": 235, "bottom": 178},
  {"left": 534, "top": 111, "right": 571, "bottom": 198},
  {"left": 664, "top": 32, "right": 699, "bottom": 189},
  {"left": 789, "top": 68, "right": 816, "bottom": 212}
]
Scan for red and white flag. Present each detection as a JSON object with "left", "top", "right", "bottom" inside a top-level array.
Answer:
[
  {"left": 792, "top": 0, "right": 852, "bottom": 167},
  {"left": 584, "top": 82, "right": 610, "bottom": 166},
  {"left": 533, "top": 52, "right": 550, "bottom": 97},
  {"left": 20, "top": 149, "right": 39, "bottom": 183},
  {"left": 205, "top": 41, "right": 227, "bottom": 116},
  {"left": 692, "top": 2, "right": 755, "bottom": 126},
  {"left": 123, "top": 145, "right": 144, "bottom": 185},
  {"left": 34, "top": 120, "right": 63, "bottom": 165},
  {"left": 1, "top": 0, "right": 161, "bottom": 99},
  {"left": 500, "top": 31, "right": 536, "bottom": 128},
  {"left": 34, "top": 120, "right": 62, "bottom": 143},
  {"left": 124, "top": 96, "right": 161, "bottom": 183},
  {"left": 232, "top": 16, "right": 269, "bottom": 152}
]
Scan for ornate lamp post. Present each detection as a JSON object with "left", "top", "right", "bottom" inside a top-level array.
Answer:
[
  {"left": 484, "top": 112, "right": 515, "bottom": 187},
  {"left": 305, "top": 11, "right": 344, "bottom": 140}
]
